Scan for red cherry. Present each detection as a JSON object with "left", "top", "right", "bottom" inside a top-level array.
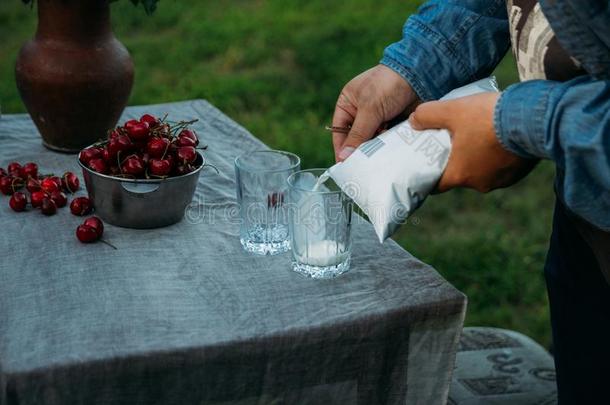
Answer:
[
  {"left": 8, "top": 167, "right": 27, "bottom": 180},
  {"left": 149, "top": 159, "right": 172, "bottom": 176},
  {"left": 0, "top": 176, "right": 23, "bottom": 195},
  {"left": 124, "top": 119, "right": 139, "bottom": 129},
  {"left": 40, "top": 197, "right": 57, "bottom": 216},
  {"left": 76, "top": 224, "right": 98, "bottom": 243},
  {"left": 88, "top": 158, "right": 108, "bottom": 174},
  {"left": 108, "top": 135, "right": 133, "bottom": 158},
  {"left": 61, "top": 172, "right": 80, "bottom": 193},
  {"left": 146, "top": 137, "right": 170, "bottom": 158},
  {"left": 21, "top": 162, "right": 38, "bottom": 179},
  {"left": 26, "top": 178, "right": 41, "bottom": 193},
  {"left": 50, "top": 191, "right": 67, "bottom": 208},
  {"left": 176, "top": 135, "right": 197, "bottom": 147},
  {"left": 83, "top": 216, "right": 104, "bottom": 238},
  {"left": 50, "top": 176, "right": 62, "bottom": 188},
  {"left": 101, "top": 148, "right": 113, "bottom": 162},
  {"left": 177, "top": 146, "right": 197, "bottom": 163},
  {"left": 7, "top": 162, "right": 21, "bottom": 174},
  {"left": 30, "top": 190, "right": 47, "bottom": 208},
  {"left": 0, "top": 177, "right": 12, "bottom": 194},
  {"left": 79, "top": 147, "right": 103, "bottom": 165},
  {"left": 140, "top": 114, "right": 158, "bottom": 126},
  {"left": 125, "top": 120, "right": 150, "bottom": 142},
  {"left": 9, "top": 192, "right": 28, "bottom": 212},
  {"left": 121, "top": 155, "right": 145, "bottom": 176},
  {"left": 179, "top": 129, "right": 199, "bottom": 146},
  {"left": 41, "top": 177, "right": 61, "bottom": 193},
  {"left": 0, "top": 168, "right": 7, "bottom": 177},
  {"left": 70, "top": 197, "right": 93, "bottom": 216}
]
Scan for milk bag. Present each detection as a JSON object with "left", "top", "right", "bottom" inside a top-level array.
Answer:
[{"left": 327, "top": 78, "right": 499, "bottom": 242}]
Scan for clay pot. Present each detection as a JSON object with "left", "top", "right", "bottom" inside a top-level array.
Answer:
[{"left": 15, "top": 0, "right": 134, "bottom": 153}]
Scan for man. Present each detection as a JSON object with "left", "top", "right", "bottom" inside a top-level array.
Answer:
[{"left": 331, "top": 0, "right": 610, "bottom": 402}]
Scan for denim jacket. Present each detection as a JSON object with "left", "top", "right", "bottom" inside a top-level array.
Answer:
[{"left": 380, "top": 0, "right": 610, "bottom": 231}]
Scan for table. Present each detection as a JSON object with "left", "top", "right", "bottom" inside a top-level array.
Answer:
[{"left": 0, "top": 100, "right": 466, "bottom": 405}]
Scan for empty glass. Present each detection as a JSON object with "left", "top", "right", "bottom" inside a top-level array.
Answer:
[
  {"left": 235, "top": 150, "right": 300, "bottom": 255},
  {"left": 287, "top": 169, "right": 353, "bottom": 279}
]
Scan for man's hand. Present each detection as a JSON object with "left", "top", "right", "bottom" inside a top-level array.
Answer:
[
  {"left": 409, "top": 92, "right": 538, "bottom": 193},
  {"left": 332, "top": 64, "right": 419, "bottom": 161}
]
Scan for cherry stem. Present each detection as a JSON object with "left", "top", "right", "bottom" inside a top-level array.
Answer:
[
  {"left": 117, "top": 150, "right": 123, "bottom": 174},
  {"left": 197, "top": 155, "right": 220, "bottom": 175},
  {"left": 11, "top": 178, "right": 24, "bottom": 193},
  {"left": 160, "top": 140, "right": 171, "bottom": 160},
  {"left": 167, "top": 119, "right": 198, "bottom": 137},
  {"left": 204, "top": 162, "right": 220, "bottom": 175},
  {"left": 100, "top": 239, "right": 118, "bottom": 250}
]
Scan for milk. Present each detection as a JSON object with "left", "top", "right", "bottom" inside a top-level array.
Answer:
[
  {"left": 292, "top": 171, "right": 350, "bottom": 269},
  {"left": 312, "top": 171, "right": 331, "bottom": 192},
  {"left": 294, "top": 239, "right": 348, "bottom": 267}
]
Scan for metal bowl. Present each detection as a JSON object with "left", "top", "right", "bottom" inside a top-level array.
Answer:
[{"left": 79, "top": 153, "right": 203, "bottom": 229}]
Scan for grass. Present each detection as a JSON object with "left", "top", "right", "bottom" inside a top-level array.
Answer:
[{"left": 0, "top": 0, "right": 554, "bottom": 347}]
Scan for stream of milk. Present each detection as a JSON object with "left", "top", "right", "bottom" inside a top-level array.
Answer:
[{"left": 312, "top": 170, "right": 331, "bottom": 192}]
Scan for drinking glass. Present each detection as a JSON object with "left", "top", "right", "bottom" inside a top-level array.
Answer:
[
  {"left": 287, "top": 169, "right": 353, "bottom": 278},
  {"left": 235, "top": 150, "right": 300, "bottom": 255}
]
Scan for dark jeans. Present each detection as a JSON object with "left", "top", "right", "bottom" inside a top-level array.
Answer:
[{"left": 545, "top": 200, "right": 610, "bottom": 404}]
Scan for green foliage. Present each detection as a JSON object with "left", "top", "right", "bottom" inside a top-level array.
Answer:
[
  {"left": 123, "top": 0, "right": 158, "bottom": 15},
  {"left": 0, "top": 0, "right": 553, "bottom": 347},
  {"left": 20, "top": 0, "right": 159, "bottom": 14}
]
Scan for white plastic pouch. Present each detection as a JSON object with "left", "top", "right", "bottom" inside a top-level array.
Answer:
[{"left": 326, "top": 77, "right": 499, "bottom": 242}]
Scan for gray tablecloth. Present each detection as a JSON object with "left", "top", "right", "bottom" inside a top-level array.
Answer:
[{"left": 0, "top": 100, "right": 466, "bottom": 405}]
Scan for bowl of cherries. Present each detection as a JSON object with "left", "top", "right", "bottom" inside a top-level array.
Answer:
[{"left": 78, "top": 114, "right": 212, "bottom": 229}]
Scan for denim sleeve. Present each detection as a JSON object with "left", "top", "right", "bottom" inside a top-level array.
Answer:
[
  {"left": 495, "top": 77, "right": 610, "bottom": 230},
  {"left": 380, "top": 0, "right": 510, "bottom": 101}
]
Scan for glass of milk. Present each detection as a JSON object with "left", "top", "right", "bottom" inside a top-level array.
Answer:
[
  {"left": 287, "top": 169, "right": 353, "bottom": 278},
  {"left": 235, "top": 150, "right": 301, "bottom": 255}
]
